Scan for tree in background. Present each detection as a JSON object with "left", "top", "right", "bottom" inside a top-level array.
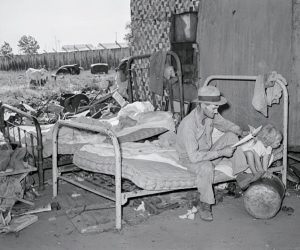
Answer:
[
  {"left": 124, "top": 22, "right": 135, "bottom": 47},
  {"left": 0, "top": 42, "right": 13, "bottom": 58},
  {"left": 17, "top": 35, "right": 40, "bottom": 54}
]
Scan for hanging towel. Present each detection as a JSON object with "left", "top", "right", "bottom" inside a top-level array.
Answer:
[
  {"left": 149, "top": 51, "right": 167, "bottom": 96},
  {"left": 252, "top": 72, "right": 287, "bottom": 117},
  {"left": 266, "top": 72, "right": 288, "bottom": 106},
  {"left": 252, "top": 74, "right": 268, "bottom": 117}
]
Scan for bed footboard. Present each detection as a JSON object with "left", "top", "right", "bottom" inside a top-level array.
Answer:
[
  {"left": 52, "top": 120, "right": 198, "bottom": 230},
  {"left": 52, "top": 120, "right": 123, "bottom": 229},
  {"left": 0, "top": 102, "right": 44, "bottom": 188}
]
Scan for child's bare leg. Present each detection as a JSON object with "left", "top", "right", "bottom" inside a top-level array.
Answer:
[
  {"left": 244, "top": 151, "right": 257, "bottom": 174},
  {"left": 253, "top": 151, "right": 264, "bottom": 172}
]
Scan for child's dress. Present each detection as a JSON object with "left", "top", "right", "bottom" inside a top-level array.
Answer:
[{"left": 241, "top": 139, "right": 274, "bottom": 167}]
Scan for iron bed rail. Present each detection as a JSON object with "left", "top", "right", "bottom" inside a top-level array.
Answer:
[
  {"left": 51, "top": 120, "right": 201, "bottom": 230},
  {"left": 203, "top": 75, "right": 288, "bottom": 186},
  {"left": 0, "top": 102, "right": 44, "bottom": 188},
  {"left": 127, "top": 51, "right": 185, "bottom": 120}
]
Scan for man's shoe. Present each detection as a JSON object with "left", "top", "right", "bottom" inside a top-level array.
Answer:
[
  {"left": 237, "top": 172, "right": 264, "bottom": 190},
  {"left": 199, "top": 202, "right": 213, "bottom": 221}
]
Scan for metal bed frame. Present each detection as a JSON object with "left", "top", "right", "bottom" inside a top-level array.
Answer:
[
  {"left": 0, "top": 103, "right": 44, "bottom": 187},
  {"left": 0, "top": 103, "right": 75, "bottom": 190},
  {"left": 127, "top": 51, "right": 185, "bottom": 119},
  {"left": 51, "top": 51, "right": 186, "bottom": 230},
  {"left": 0, "top": 58, "right": 288, "bottom": 230},
  {"left": 52, "top": 74, "right": 288, "bottom": 230},
  {"left": 0, "top": 51, "right": 185, "bottom": 191},
  {"left": 203, "top": 75, "right": 288, "bottom": 186}
]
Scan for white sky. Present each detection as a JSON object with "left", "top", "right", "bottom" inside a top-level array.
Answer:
[{"left": 0, "top": 0, "right": 131, "bottom": 53}]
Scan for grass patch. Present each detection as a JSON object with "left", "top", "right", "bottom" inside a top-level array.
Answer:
[{"left": 0, "top": 70, "right": 116, "bottom": 106}]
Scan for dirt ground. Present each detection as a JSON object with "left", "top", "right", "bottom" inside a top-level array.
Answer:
[
  {"left": 1, "top": 178, "right": 300, "bottom": 250},
  {"left": 0, "top": 67, "right": 299, "bottom": 249},
  {"left": 0, "top": 69, "right": 299, "bottom": 249}
]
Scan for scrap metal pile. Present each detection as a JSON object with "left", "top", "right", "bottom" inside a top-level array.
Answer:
[
  {"left": 0, "top": 79, "right": 127, "bottom": 233},
  {"left": 0, "top": 140, "right": 37, "bottom": 233},
  {"left": 5, "top": 84, "right": 122, "bottom": 126}
]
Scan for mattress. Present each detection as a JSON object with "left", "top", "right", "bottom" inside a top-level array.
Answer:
[
  {"left": 101, "top": 110, "right": 175, "bottom": 142},
  {"left": 7, "top": 109, "right": 175, "bottom": 158},
  {"left": 8, "top": 124, "right": 107, "bottom": 158},
  {"left": 73, "top": 143, "right": 235, "bottom": 191}
]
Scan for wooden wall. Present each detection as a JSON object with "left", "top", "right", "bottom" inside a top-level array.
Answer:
[
  {"left": 197, "top": 0, "right": 294, "bottom": 142},
  {"left": 291, "top": 0, "right": 300, "bottom": 146},
  {"left": 0, "top": 47, "right": 130, "bottom": 71}
]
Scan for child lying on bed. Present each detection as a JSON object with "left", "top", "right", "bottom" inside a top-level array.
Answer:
[{"left": 241, "top": 124, "right": 282, "bottom": 174}]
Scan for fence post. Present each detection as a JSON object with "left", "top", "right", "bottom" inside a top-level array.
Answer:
[{"left": 86, "top": 45, "right": 93, "bottom": 66}]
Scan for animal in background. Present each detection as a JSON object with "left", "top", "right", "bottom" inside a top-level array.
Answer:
[
  {"left": 52, "top": 64, "right": 83, "bottom": 80},
  {"left": 26, "top": 67, "right": 48, "bottom": 87}
]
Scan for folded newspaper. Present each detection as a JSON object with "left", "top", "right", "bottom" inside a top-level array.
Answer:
[{"left": 231, "top": 125, "right": 262, "bottom": 148}]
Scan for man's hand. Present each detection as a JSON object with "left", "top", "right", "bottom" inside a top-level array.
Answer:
[
  {"left": 219, "top": 145, "right": 236, "bottom": 157},
  {"left": 263, "top": 170, "right": 273, "bottom": 179},
  {"left": 234, "top": 126, "right": 243, "bottom": 137},
  {"left": 241, "top": 130, "right": 250, "bottom": 137}
]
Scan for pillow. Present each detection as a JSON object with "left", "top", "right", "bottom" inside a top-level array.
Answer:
[
  {"left": 114, "top": 111, "right": 175, "bottom": 142},
  {"left": 118, "top": 127, "right": 167, "bottom": 143}
]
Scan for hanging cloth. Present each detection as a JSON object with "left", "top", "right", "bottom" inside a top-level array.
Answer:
[{"left": 149, "top": 51, "right": 167, "bottom": 96}]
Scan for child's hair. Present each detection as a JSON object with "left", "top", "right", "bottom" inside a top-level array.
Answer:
[{"left": 256, "top": 124, "right": 282, "bottom": 147}]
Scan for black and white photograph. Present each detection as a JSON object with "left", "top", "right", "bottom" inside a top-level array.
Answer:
[{"left": 0, "top": 0, "right": 299, "bottom": 249}]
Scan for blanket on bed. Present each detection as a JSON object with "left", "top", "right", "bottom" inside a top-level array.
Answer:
[
  {"left": 78, "top": 141, "right": 235, "bottom": 178},
  {"left": 9, "top": 124, "right": 107, "bottom": 158},
  {"left": 73, "top": 141, "right": 236, "bottom": 190},
  {"left": 8, "top": 110, "right": 175, "bottom": 158}
]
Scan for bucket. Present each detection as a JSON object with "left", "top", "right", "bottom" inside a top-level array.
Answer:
[{"left": 243, "top": 175, "right": 285, "bottom": 219}]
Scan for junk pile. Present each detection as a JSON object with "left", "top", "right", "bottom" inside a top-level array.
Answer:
[
  {"left": 0, "top": 137, "right": 37, "bottom": 233},
  {"left": 0, "top": 73, "right": 186, "bottom": 234},
  {"left": 4, "top": 80, "right": 121, "bottom": 126}
]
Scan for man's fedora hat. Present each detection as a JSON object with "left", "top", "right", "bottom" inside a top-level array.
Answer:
[{"left": 192, "top": 85, "right": 227, "bottom": 105}]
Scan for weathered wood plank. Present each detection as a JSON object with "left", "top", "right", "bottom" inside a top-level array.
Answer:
[
  {"left": 0, "top": 48, "right": 130, "bottom": 71},
  {"left": 198, "top": 0, "right": 292, "bottom": 135}
]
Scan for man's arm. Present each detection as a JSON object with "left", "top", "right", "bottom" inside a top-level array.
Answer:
[
  {"left": 183, "top": 129, "right": 234, "bottom": 163},
  {"left": 213, "top": 113, "right": 242, "bottom": 136}
]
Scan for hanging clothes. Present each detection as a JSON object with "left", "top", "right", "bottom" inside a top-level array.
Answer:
[
  {"left": 149, "top": 51, "right": 167, "bottom": 96},
  {"left": 252, "top": 72, "right": 287, "bottom": 117}
]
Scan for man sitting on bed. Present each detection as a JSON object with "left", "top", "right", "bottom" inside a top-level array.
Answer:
[{"left": 176, "top": 85, "right": 247, "bottom": 221}]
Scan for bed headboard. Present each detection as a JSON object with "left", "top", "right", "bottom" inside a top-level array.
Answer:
[
  {"left": 203, "top": 75, "right": 288, "bottom": 186},
  {"left": 126, "top": 51, "right": 185, "bottom": 120}
]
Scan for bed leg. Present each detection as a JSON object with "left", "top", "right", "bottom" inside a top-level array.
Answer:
[
  {"left": 116, "top": 197, "right": 122, "bottom": 230},
  {"left": 52, "top": 161, "right": 58, "bottom": 198},
  {"left": 52, "top": 124, "right": 59, "bottom": 198},
  {"left": 37, "top": 161, "right": 44, "bottom": 190},
  {"left": 114, "top": 136, "right": 122, "bottom": 230},
  {"left": 115, "top": 171, "right": 122, "bottom": 230}
]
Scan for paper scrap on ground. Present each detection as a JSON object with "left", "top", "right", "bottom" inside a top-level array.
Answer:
[
  {"left": 0, "top": 215, "right": 38, "bottom": 233},
  {"left": 134, "top": 201, "right": 146, "bottom": 212},
  {"left": 179, "top": 206, "right": 198, "bottom": 220}
]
